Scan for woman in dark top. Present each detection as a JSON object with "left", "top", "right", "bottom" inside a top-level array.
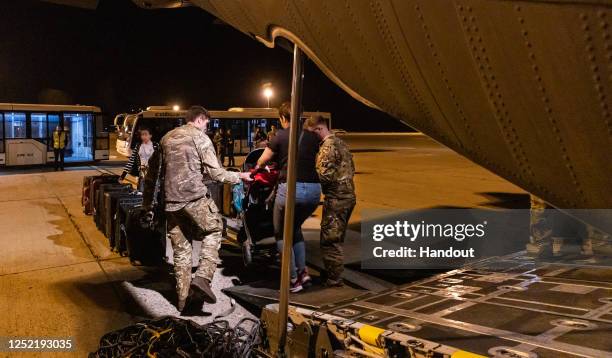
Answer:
[{"left": 256, "top": 102, "right": 321, "bottom": 293}]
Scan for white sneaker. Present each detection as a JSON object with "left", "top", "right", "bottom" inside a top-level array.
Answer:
[
  {"left": 298, "top": 268, "right": 312, "bottom": 287},
  {"left": 290, "top": 278, "right": 303, "bottom": 293}
]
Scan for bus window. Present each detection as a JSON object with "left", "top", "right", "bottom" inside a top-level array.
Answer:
[
  {"left": 4, "top": 112, "right": 26, "bottom": 139},
  {"left": 210, "top": 119, "right": 220, "bottom": 130},
  {"left": 63, "top": 113, "right": 93, "bottom": 162},
  {"left": 113, "top": 114, "right": 126, "bottom": 131},
  {"left": 247, "top": 118, "right": 278, "bottom": 150},
  {"left": 223, "top": 119, "right": 241, "bottom": 153},
  {"left": 31, "top": 113, "right": 47, "bottom": 141},
  {"left": 120, "top": 115, "right": 137, "bottom": 140},
  {"left": 125, "top": 115, "right": 136, "bottom": 132},
  {"left": 47, "top": 114, "right": 60, "bottom": 150}
]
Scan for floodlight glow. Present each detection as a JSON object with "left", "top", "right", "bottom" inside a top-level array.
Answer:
[{"left": 263, "top": 88, "right": 273, "bottom": 99}]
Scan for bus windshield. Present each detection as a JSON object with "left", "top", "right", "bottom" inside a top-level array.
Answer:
[
  {"left": 119, "top": 115, "right": 137, "bottom": 140},
  {"left": 113, "top": 114, "right": 127, "bottom": 130}
]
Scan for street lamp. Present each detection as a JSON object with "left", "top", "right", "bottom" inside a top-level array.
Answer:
[
  {"left": 172, "top": 105, "right": 180, "bottom": 111},
  {"left": 263, "top": 87, "right": 273, "bottom": 108}
]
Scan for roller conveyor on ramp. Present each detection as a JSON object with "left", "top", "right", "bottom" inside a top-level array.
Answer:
[{"left": 229, "top": 252, "right": 612, "bottom": 357}]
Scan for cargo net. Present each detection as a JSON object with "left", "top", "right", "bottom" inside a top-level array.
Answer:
[{"left": 89, "top": 316, "right": 262, "bottom": 358}]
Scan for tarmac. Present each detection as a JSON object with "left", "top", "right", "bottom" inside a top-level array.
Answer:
[{"left": 0, "top": 133, "right": 525, "bottom": 356}]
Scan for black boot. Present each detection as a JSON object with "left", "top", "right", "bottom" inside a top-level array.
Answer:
[
  {"left": 190, "top": 276, "right": 216, "bottom": 304},
  {"left": 323, "top": 277, "right": 344, "bottom": 287},
  {"left": 181, "top": 277, "right": 215, "bottom": 315},
  {"left": 177, "top": 298, "right": 186, "bottom": 312}
]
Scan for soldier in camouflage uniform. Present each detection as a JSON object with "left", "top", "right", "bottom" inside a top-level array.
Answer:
[
  {"left": 527, "top": 195, "right": 553, "bottom": 256},
  {"left": 305, "top": 116, "right": 356, "bottom": 286},
  {"left": 528, "top": 194, "right": 602, "bottom": 258},
  {"left": 144, "top": 106, "right": 251, "bottom": 313}
]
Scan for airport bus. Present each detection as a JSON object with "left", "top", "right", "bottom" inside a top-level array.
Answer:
[
  {"left": 116, "top": 106, "right": 332, "bottom": 157},
  {"left": 0, "top": 103, "right": 109, "bottom": 166},
  {"left": 116, "top": 106, "right": 186, "bottom": 157}
]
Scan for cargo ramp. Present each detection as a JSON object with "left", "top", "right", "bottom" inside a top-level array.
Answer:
[{"left": 243, "top": 252, "right": 612, "bottom": 357}]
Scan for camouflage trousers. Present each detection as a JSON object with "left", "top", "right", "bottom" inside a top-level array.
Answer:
[
  {"left": 166, "top": 196, "right": 223, "bottom": 302},
  {"left": 527, "top": 195, "right": 553, "bottom": 254},
  {"left": 320, "top": 197, "right": 356, "bottom": 281},
  {"left": 528, "top": 195, "right": 604, "bottom": 256}
]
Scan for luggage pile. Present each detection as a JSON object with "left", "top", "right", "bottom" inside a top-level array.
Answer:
[
  {"left": 81, "top": 174, "right": 165, "bottom": 266},
  {"left": 81, "top": 173, "right": 229, "bottom": 266}
]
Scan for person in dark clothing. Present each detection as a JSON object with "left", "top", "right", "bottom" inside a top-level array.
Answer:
[
  {"left": 256, "top": 102, "right": 321, "bottom": 293},
  {"left": 119, "top": 127, "right": 159, "bottom": 191},
  {"left": 225, "top": 128, "right": 235, "bottom": 167},
  {"left": 267, "top": 125, "right": 278, "bottom": 143},
  {"left": 213, "top": 128, "right": 225, "bottom": 165},
  {"left": 305, "top": 116, "right": 356, "bottom": 287},
  {"left": 253, "top": 127, "right": 267, "bottom": 148},
  {"left": 219, "top": 128, "right": 228, "bottom": 166}
]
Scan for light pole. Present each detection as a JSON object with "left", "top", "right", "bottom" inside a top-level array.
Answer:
[{"left": 262, "top": 85, "right": 273, "bottom": 108}]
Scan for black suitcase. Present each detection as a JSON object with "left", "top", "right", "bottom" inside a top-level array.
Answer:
[
  {"left": 93, "top": 182, "right": 122, "bottom": 224},
  {"left": 95, "top": 184, "right": 131, "bottom": 231},
  {"left": 124, "top": 206, "right": 165, "bottom": 266},
  {"left": 85, "top": 175, "right": 120, "bottom": 215},
  {"left": 114, "top": 198, "right": 144, "bottom": 254},
  {"left": 104, "top": 191, "right": 140, "bottom": 241},
  {"left": 95, "top": 184, "right": 129, "bottom": 230}
]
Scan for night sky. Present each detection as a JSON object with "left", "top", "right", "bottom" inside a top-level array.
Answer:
[{"left": 0, "top": 0, "right": 409, "bottom": 132}]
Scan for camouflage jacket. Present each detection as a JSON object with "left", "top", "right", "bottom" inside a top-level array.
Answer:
[
  {"left": 143, "top": 124, "right": 240, "bottom": 211},
  {"left": 316, "top": 134, "right": 356, "bottom": 200}
]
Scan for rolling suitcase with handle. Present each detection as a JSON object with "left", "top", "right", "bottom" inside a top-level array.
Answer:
[
  {"left": 104, "top": 190, "right": 140, "bottom": 242},
  {"left": 95, "top": 183, "right": 131, "bottom": 231},
  {"left": 83, "top": 174, "right": 119, "bottom": 215},
  {"left": 114, "top": 198, "right": 144, "bottom": 255},
  {"left": 90, "top": 175, "right": 121, "bottom": 216},
  {"left": 124, "top": 205, "right": 165, "bottom": 266}
]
